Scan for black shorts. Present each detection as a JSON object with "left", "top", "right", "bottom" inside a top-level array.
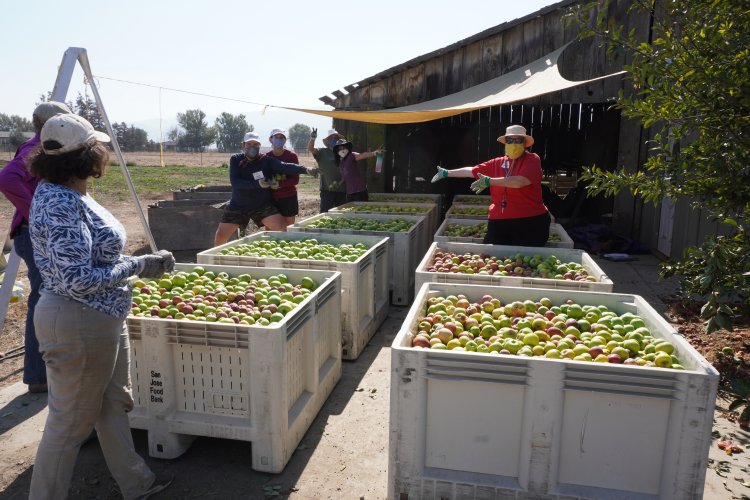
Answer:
[
  {"left": 484, "top": 212, "right": 551, "bottom": 246},
  {"left": 221, "top": 205, "right": 280, "bottom": 228},
  {"left": 273, "top": 194, "right": 299, "bottom": 217},
  {"left": 346, "top": 190, "right": 369, "bottom": 203}
]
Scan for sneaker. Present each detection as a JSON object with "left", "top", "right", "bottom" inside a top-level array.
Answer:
[
  {"left": 28, "top": 384, "right": 48, "bottom": 393},
  {"left": 135, "top": 476, "right": 173, "bottom": 500}
]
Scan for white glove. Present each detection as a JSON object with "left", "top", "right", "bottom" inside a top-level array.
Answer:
[{"left": 431, "top": 166, "right": 449, "bottom": 183}]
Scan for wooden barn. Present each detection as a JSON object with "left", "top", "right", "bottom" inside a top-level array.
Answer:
[{"left": 319, "top": 0, "right": 724, "bottom": 260}]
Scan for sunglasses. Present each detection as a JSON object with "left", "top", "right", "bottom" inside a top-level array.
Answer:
[{"left": 505, "top": 136, "right": 525, "bottom": 144}]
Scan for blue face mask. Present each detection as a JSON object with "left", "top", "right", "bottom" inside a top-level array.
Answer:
[
  {"left": 271, "top": 137, "right": 286, "bottom": 149},
  {"left": 244, "top": 146, "right": 260, "bottom": 158},
  {"left": 327, "top": 137, "right": 338, "bottom": 149}
]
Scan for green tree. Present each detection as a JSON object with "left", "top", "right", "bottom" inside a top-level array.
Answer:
[
  {"left": 0, "top": 113, "right": 34, "bottom": 148},
  {"left": 288, "top": 123, "right": 312, "bottom": 150},
  {"left": 214, "top": 112, "right": 250, "bottom": 152},
  {"left": 176, "top": 109, "right": 217, "bottom": 152},
  {"left": 74, "top": 93, "right": 106, "bottom": 131},
  {"left": 568, "top": 0, "right": 750, "bottom": 332},
  {"left": 112, "top": 122, "right": 150, "bottom": 151}
]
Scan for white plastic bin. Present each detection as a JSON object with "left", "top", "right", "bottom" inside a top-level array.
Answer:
[
  {"left": 434, "top": 218, "right": 574, "bottom": 248},
  {"left": 127, "top": 263, "right": 341, "bottom": 473},
  {"left": 389, "top": 282, "right": 718, "bottom": 500},
  {"left": 330, "top": 201, "right": 439, "bottom": 250},
  {"left": 415, "top": 241, "right": 613, "bottom": 294},
  {"left": 196, "top": 232, "right": 389, "bottom": 360},
  {"left": 289, "top": 213, "right": 426, "bottom": 305}
]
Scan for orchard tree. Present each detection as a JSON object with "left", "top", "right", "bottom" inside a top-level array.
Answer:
[
  {"left": 215, "top": 112, "right": 250, "bottom": 152},
  {"left": 568, "top": 0, "right": 750, "bottom": 332},
  {"left": 288, "top": 123, "right": 312, "bottom": 150},
  {"left": 176, "top": 109, "right": 217, "bottom": 152}
]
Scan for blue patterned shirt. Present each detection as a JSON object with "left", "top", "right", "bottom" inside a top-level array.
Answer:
[{"left": 29, "top": 182, "right": 141, "bottom": 318}]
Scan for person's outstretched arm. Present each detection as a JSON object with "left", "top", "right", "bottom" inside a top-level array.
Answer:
[{"left": 431, "top": 165, "right": 475, "bottom": 182}]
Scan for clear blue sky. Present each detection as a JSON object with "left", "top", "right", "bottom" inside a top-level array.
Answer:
[{"left": 1, "top": 0, "right": 554, "bottom": 144}]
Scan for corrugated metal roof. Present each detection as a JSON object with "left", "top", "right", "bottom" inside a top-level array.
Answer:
[{"left": 320, "top": 0, "right": 579, "bottom": 104}]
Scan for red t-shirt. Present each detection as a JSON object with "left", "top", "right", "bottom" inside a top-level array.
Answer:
[
  {"left": 264, "top": 149, "right": 299, "bottom": 199},
  {"left": 471, "top": 152, "right": 547, "bottom": 220}
]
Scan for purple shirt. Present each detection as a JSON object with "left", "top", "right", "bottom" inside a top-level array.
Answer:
[
  {"left": 339, "top": 154, "right": 367, "bottom": 195},
  {"left": 0, "top": 135, "right": 41, "bottom": 238}
]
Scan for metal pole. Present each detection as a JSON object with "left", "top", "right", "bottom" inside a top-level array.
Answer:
[{"left": 76, "top": 50, "right": 157, "bottom": 252}]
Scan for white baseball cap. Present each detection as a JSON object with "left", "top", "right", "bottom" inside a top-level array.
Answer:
[
  {"left": 324, "top": 129, "right": 340, "bottom": 140},
  {"left": 40, "top": 114, "right": 110, "bottom": 155},
  {"left": 243, "top": 131, "right": 261, "bottom": 144},
  {"left": 269, "top": 128, "right": 287, "bottom": 139}
]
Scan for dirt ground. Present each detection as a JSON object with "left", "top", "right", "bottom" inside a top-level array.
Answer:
[{"left": 1, "top": 163, "right": 750, "bottom": 497}]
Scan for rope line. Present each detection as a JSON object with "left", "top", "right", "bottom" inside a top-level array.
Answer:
[{"left": 92, "top": 75, "right": 272, "bottom": 108}]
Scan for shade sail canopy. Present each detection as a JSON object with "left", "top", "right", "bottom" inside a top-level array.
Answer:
[{"left": 281, "top": 43, "right": 625, "bottom": 125}]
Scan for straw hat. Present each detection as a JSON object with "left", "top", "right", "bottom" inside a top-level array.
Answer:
[{"left": 497, "top": 124, "right": 534, "bottom": 147}]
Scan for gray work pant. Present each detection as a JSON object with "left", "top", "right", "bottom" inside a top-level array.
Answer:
[{"left": 29, "top": 293, "right": 155, "bottom": 500}]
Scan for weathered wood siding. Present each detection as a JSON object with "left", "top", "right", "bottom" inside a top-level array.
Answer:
[{"left": 326, "top": 0, "right": 724, "bottom": 255}]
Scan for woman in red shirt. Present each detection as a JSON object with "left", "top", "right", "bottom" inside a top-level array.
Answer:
[{"left": 432, "top": 125, "right": 551, "bottom": 246}]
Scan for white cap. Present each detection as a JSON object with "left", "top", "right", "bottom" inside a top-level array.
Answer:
[
  {"left": 243, "top": 131, "right": 261, "bottom": 144},
  {"left": 33, "top": 101, "right": 72, "bottom": 124},
  {"left": 269, "top": 128, "right": 287, "bottom": 139},
  {"left": 324, "top": 129, "right": 340, "bottom": 140},
  {"left": 40, "top": 114, "right": 110, "bottom": 155}
]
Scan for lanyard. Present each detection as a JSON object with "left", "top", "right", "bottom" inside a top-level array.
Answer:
[{"left": 501, "top": 157, "right": 516, "bottom": 214}]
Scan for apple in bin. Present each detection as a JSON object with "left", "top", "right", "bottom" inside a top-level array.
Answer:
[
  {"left": 412, "top": 336, "right": 431, "bottom": 348},
  {"left": 408, "top": 293, "right": 683, "bottom": 369}
]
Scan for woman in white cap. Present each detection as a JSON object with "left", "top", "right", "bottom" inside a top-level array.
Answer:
[
  {"left": 431, "top": 124, "right": 551, "bottom": 246},
  {"left": 27, "top": 114, "right": 174, "bottom": 499},
  {"left": 214, "top": 131, "right": 318, "bottom": 245},
  {"left": 266, "top": 128, "right": 300, "bottom": 226},
  {"left": 307, "top": 128, "right": 347, "bottom": 211}
]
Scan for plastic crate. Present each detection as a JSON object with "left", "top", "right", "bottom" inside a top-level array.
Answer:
[
  {"left": 289, "top": 213, "right": 426, "bottom": 305},
  {"left": 172, "top": 185, "right": 232, "bottom": 201},
  {"left": 148, "top": 200, "right": 233, "bottom": 251},
  {"left": 196, "top": 232, "right": 390, "bottom": 360},
  {"left": 434, "top": 218, "right": 574, "bottom": 248},
  {"left": 452, "top": 194, "right": 492, "bottom": 205},
  {"left": 445, "top": 203, "right": 489, "bottom": 220},
  {"left": 126, "top": 263, "right": 342, "bottom": 473},
  {"left": 389, "top": 283, "right": 718, "bottom": 500},
  {"left": 330, "top": 201, "right": 439, "bottom": 250},
  {"left": 415, "top": 241, "right": 613, "bottom": 294}
]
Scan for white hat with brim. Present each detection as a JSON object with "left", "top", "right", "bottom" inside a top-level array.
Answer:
[
  {"left": 243, "top": 131, "right": 261, "bottom": 144},
  {"left": 41, "top": 114, "right": 110, "bottom": 155},
  {"left": 498, "top": 124, "right": 534, "bottom": 147}
]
